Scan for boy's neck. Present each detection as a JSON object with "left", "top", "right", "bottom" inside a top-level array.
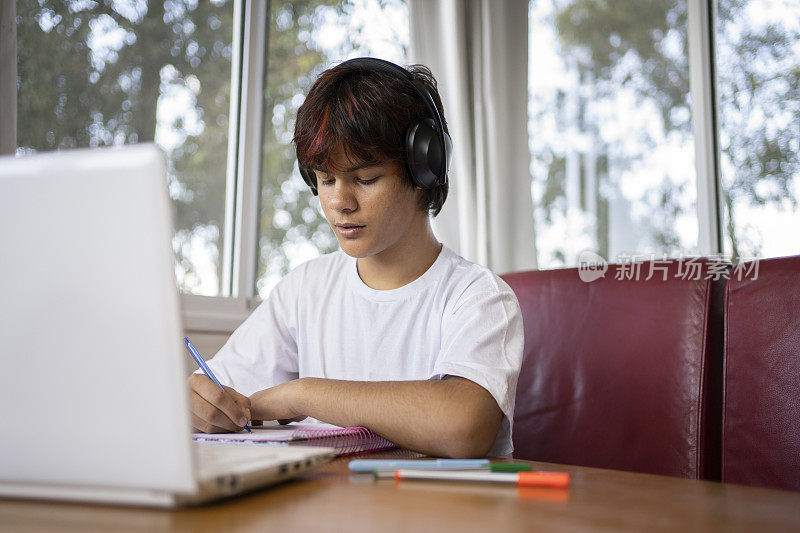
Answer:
[{"left": 356, "top": 218, "right": 442, "bottom": 291}]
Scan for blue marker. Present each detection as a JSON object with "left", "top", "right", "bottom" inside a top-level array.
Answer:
[
  {"left": 184, "top": 336, "right": 251, "bottom": 433},
  {"left": 348, "top": 459, "right": 490, "bottom": 472}
]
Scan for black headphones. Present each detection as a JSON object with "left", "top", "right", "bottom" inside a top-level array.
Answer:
[{"left": 298, "top": 57, "right": 453, "bottom": 196}]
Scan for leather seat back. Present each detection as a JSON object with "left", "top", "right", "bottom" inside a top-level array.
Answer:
[
  {"left": 503, "top": 259, "right": 725, "bottom": 479},
  {"left": 722, "top": 256, "right": 800, "bottom": 490}
]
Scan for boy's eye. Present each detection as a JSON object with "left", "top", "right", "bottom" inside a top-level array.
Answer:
[{"left": 318, "top": 176, "right": 380, "bottom": 186}]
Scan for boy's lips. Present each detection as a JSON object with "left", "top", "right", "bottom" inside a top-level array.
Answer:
[
  {"left": 334, "top": 223, "right": 365, "bottom": 238},
  {"left": 335, "top": 223, "right": 365, "bottom": 228}
]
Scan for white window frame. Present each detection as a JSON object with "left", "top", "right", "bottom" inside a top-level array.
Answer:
[
  {"left": 688, "top": 0, "right": 723, "bottom": 255},
  {"left": 181, "top": 0, "right": 267, "bottom": 333}
]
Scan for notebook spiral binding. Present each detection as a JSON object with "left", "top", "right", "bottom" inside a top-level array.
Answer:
[{"left": 292, "top": 426, "right": 396, "bottom": 456}]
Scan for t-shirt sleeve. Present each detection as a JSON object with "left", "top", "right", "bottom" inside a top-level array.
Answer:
[
  {"left": 431, "top": 279, "right": 524, "bottom": 455},
  {"left": 199, "top": 278, "right": 299, "bottom": 397}
]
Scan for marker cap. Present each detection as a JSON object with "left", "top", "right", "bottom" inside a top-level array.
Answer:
[{"left": 517, "top": 472, "right": 571, "bottom": 489}]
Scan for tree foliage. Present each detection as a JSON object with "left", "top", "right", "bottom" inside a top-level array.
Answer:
[
  {"left": 17, "top": 0, "right": 235, "bottom": 292},
  {"left": 550, "top": 0, "right": 799, "bottom": 259},
  {"left": 17, "top": 0, "right": 406, "bottom": 295},
  {"left": 257, "top": 0, "right": 343, "bottom": 294}
]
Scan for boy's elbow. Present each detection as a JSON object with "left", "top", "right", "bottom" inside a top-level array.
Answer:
[
  {"left": 429, "top": 377, "right": 503, "bottom": 458},
  {"left": 439, "top": 436, "right": 494, "bottom": 459},
  {"left": 440, "top": 405, "right": 502, "bottom": 458}
]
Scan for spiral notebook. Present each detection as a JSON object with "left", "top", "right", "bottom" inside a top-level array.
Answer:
[{"left": 193, "top": 423, "right": 396, "bottom": 456}]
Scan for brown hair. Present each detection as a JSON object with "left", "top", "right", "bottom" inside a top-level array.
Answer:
[{"left": 293, "top": 61, "right": 449, "bottom": 216}]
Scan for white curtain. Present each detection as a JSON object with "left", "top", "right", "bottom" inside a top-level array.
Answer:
[{"left": 407, "top": 0, "right": 537, "bottom": 273}]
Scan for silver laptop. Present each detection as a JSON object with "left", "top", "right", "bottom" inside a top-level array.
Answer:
[{"left": 0, "top": 144, "right": 334, "bottom": 507}]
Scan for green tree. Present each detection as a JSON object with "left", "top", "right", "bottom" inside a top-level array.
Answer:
[
  {"left": 17, "top": 0, "right": 235, "bottom": 293},
  {"left": 715, "top": 0, "right": 800, "bottom": 258},
  {"left": 257, "top": 0, "right": 343, "bottom": 294},
  {"left": 548, "top": 0, "right": 799, "bottom": 259},
  {"left": 17, "top": 0, "right": 408, "bottom": 296}
]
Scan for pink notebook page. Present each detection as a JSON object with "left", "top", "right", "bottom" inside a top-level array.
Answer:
[{"left": 193, "top": 422, "right": 396, "bottom": 456}]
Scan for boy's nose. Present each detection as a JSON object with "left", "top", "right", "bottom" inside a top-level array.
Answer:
[{"left": 329, "top": 183, "right": 357, "bottom": 212}]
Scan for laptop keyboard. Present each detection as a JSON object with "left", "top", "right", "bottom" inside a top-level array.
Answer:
[
  {"left": 195, "top": 444, "right": 284, "bottom": 478},
  {"left": 194, "top": 443, "right": 328, "bottom": 481}
]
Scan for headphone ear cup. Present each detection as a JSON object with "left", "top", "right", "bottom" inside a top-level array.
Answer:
[
  {"left": 299, "top": 165, "right": 319, "bottom": 196},
  {"left": 406, "top": 118, "right": 449, "bottom": 189}
]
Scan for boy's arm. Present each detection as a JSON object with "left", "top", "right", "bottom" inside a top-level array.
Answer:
[{"left": 249, "top": 376, "right": 503, "bottom": 458}]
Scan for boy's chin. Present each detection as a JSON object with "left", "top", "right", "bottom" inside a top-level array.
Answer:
[{"left": 337, "top": 240, "right": 373, "bottom": 259}]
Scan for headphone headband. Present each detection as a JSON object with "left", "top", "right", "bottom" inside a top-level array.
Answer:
[{"left": 340, "top": 58, "right": 449, "bottom": 172}]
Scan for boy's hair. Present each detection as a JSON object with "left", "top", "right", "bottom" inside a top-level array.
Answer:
[{"left": 293, "top": 61, "right": 449, "bottom": 217}]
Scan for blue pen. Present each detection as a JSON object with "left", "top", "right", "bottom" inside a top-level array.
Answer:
[
  {"left": 184, "top": 336, "right": 251, "bottom": 433},
  {"left": 348, "top": 459, "right": 490, "bottom": 472}
]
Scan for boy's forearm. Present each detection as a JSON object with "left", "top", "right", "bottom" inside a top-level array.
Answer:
[{"left": 292, "top": 377, "right": 502, "bottom": 458}]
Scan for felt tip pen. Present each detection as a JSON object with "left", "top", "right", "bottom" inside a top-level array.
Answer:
[
  {"left": 184, "top": 336, "right": 251, "bottom": 433},
  {"left": 349, "top": 459, "right": 490, "bottom": 472},
  {"left": 378, "top": 470, "right": 571, "bottom": 489}
]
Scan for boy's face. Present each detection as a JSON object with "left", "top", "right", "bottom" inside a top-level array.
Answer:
[{"left": 314, "top": 147, "right": 425, "bottom": 259}]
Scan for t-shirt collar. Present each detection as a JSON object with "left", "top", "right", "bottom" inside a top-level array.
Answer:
[{"left": 347, "top": 245, "right": 450, "bottom": 302}]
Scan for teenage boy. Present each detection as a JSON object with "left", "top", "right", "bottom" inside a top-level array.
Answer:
[{"left": 189, "top": 58, "right": 523, "bottom": 458}]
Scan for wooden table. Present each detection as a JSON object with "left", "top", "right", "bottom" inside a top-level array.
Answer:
[{"left": 2, "top": 451, "right": 800, "bottom": 532}]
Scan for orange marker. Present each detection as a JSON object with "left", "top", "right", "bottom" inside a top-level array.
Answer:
[{"left": 389, "top": 470, "right": 570, "bottom": 489}]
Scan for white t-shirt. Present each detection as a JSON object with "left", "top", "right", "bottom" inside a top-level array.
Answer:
[{"left": 205, "top": 245, "right": 524, "bottom": 456}]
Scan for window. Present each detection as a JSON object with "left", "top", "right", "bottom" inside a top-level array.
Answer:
[
  {"left": 14, "top": 0, "right": 409, "bottom": 331},
  {"left": 16, "top": 0, "right": 236, "bottom": 296},
  {"left": 529, "top": 0, "right": 698, "bottom": 268},
  {"left": 256, "top": 1, "right": 408, "bottom": 298},
  {"left": 715, "top": 0, "right": 800, "bottom": 259},
  {"left": 18, "top": 1, "right": 795, "bottom": 330},
  {"left": 529, "top": 0, "right": 800, "bottom": 267}
]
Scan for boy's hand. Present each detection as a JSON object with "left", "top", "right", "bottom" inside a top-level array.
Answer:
[
  {"left": 188, "top": 374, "right": 251, "bottom": 433},
  {"left": 249, "top": 380, "right": 307, "bottom": 425}
]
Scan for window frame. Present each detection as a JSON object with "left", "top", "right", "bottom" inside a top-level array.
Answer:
[
  {"left": 180, "top": 0, "right": 267, "bottom": 332},
  {"left": 687, "top": 0, "right": 724, "bottom": 255}
]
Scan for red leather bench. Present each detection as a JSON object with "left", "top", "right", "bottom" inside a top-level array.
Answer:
[
  {"left": 721, "top": 256, "right": 800, "bottom": 491},
  {"left": 502, "top": 259, "right": 726, "bottom": 479},
  {"left": 504, "top": 255, "right": 800, "bottom": 490}
]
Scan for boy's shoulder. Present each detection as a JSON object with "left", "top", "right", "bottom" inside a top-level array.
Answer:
[{"left": 438, "top": 247, "right": 518, "bottom": 303}]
